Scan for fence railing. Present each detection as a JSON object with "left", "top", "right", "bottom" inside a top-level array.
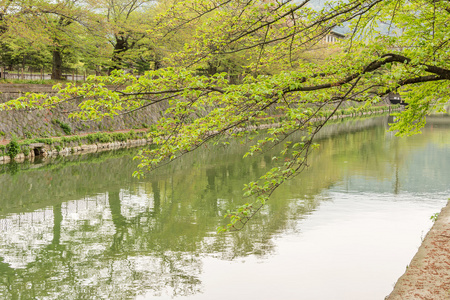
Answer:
[{"left": 0, "top": 68, "right": 93, "bottom": 81}]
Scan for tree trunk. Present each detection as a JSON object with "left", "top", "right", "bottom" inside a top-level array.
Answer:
[
  {"left": 110, "top": 36, "right": 128, "bottom": 73},
  {"left": 154, "top": 56, "right": 162, "bottom": 70},
  {"left": 51, "top": 203, "right": 63, "bottom": 246},
  {"left": 108, "top": 190, "right": 126, "bottom": 251},
  {"left": 51, "top": 49, "right": 63, "bottom": 80},
  {"left": 207, "top": 60, "right": 218, "bottom": 75}
]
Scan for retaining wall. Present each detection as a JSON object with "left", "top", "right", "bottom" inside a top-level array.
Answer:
[
  {"left": 386, "top": 201, "right": 450, "bottom": 299},
  {"left": 0, "top": 138, "right": 150, "bottom": 164},
  {"left": 0, "top": 84, "right": 165, "bottom": 139}
]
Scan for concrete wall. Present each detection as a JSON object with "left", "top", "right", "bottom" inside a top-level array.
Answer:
[{"left": 0, "top": 84, "right": 165, "bottom": 139}]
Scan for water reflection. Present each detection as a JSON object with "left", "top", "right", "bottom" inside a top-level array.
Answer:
[{"left": 0, "top": 115, "right": 449, "bottom": 299}]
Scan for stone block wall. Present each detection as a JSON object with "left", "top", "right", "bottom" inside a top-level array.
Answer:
[
  {"left": 0, "top": 84, "right": 57, "bottom": 102},
  {"left": 0, "top": 84, "right": 165, "bottom": 139}
]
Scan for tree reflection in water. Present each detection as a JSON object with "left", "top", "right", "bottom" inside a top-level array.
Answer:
[{"left": 0, "top": 115, "right": 449, "bottom": 299}]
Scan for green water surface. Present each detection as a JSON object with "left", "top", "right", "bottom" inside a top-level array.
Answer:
[{"left": 0, "top": 115, "right": 449, "bottom": 299}]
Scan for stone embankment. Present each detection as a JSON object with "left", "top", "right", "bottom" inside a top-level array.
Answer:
[
  {"left": 386, "top": 201, "right": 450, "bottom": 299},
  {"left": 0, "top": 137, "right": 150, "bottom": 164},
  {"left": 0, "top": 106, "right": 401, "bottom": 165},
  {"left": 0, "top": 83, "right": 403, "bottom": 165},
  {"left": 0, "top": 84, "right": 166, "bottom": 139}
]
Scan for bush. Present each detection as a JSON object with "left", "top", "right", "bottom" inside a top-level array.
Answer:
[
  {"left": 23, "top": 131, "right": 33, "bottom": 139},
  {"left": 22, "top": 146, "right": 30, "bottom": 156},
  {"left": 128, "top": 129, "right": 137, "bottom": 139},
  {"left": 53, "top": 119, "right": 72, "bottom": 135},
  {"left": 59, "top": 122, "right": 72, "bottom": 135},
  {"left": 36, "top": 138, "right": 53, "bottom": 145},
  {"left": 112, "top": 132, "right": 127, "bottom": 142},
  {"left": 98, "top": 134, "right": 112, "bottom": 143},
  {"left": 7, "top": 139, "right": 20, "bottom": 159}
]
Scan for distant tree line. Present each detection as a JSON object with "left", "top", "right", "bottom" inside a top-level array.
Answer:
[
  {"left": 0, "top": 0, "right": 339, "bottom": 81},
  {"left": 0, "top": 0, "right": 175, "bottom": 79}
]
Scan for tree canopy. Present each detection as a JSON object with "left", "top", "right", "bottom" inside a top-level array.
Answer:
[{"left": 1, "top": 0, "right": 449, "bottom": 230}]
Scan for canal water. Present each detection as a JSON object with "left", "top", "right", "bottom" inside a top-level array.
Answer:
[{"left": 0, "top": 115, "right": 449, "bottom": 300}]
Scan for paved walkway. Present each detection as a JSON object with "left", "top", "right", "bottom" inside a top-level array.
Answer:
[{"left": 386, "top": 201, "right": 450, "bottom": 299}]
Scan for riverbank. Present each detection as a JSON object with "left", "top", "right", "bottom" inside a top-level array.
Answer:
[
  {"left": 0, "top": 129, "right": 151, "bottom": 164},
  {"left": 0, "top": 105, "right": 402, "bottom": 164},
  {"left": 0, "top": 109, "right": 447, "bottom": 299},
  {"left": 386, "top": 200, "right": 450, "bottom": 299}
]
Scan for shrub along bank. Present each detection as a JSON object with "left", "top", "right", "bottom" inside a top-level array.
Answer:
[{"left": 0, "top": 129, "right": 152, "bottom": 163}]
